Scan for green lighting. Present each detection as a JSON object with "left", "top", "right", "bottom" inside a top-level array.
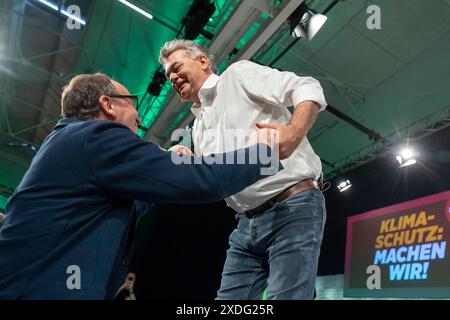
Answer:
[
  {"left": 236, "top": 12, "right": 269, "bottom": 51},
  {"left": 262, "top": 287, "right": 268, "bottom": 300},
  {"left": 162, "top": 105, "right": 192, "bottom": 141},
  {"left": 136, "top": 0, "right": 236, "bottom": 138},
  {"left": 149, "top": 0, "right": 273, "bottom": 142},
  {"left": 0, "top": 195, "right": 9, "bottom": 211}
]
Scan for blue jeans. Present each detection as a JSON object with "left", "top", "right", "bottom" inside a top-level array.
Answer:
[{"left": 216, "top": 188, "right": 326, "bottom": 300}]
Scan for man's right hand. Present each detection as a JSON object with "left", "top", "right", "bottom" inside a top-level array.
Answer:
[{"left": 168, "top": 144, "right": 194, "bottom": 156}]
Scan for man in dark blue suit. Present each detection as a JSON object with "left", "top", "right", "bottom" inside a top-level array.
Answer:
[{"left": 0, "top": 73, "right": 279, "bottom": 299}]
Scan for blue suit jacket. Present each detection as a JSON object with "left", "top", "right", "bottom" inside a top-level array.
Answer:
[{"left": 0, "top": 118, "right": 279, "bottom": 299}]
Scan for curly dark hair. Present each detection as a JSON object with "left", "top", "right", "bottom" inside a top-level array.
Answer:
[{"left": 61, "top": 73, "right": 116, "bottom": 120}]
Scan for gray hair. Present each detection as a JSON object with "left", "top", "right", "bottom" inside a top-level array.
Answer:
[
  {"left": 159, "top": 39, "right": 217, "bottom": 74},
  {"left": 61, "top": 73, "right": 116, "bottom": 120}
]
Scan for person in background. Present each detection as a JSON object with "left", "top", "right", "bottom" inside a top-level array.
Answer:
[{"left": 115, "top": 272, "right": 137, "bottom": 300}]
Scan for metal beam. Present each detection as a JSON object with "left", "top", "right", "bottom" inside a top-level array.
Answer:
[
  {"left": 25, "top": 46, "right": 82, "bottom": 61},
  {"left": 12, "top": 9, "right": 80, "bottom": 47},
  {"left": 155, "top": 0, "right": 368, "bottom": 147},
  {"left": 267, "top": 38, "right": 365, "bottom": 102},
  {"left": 145, "top": 0, "right": 305, "bottom": 145},
  {"left": 145, "top": 91, "right": 181, "bottom": 145},
  {"left": 12, "top": 118, "right": 59, "bottom": 136},
  {"left": 324, "top": 105, "right": 450, "bottom": 180},
  {"left": 105, "top": 25, "right": 128, "bottom": 67},
  {"left": 161, "top": 111, "right": 195, "bottom": 149},
  {"left": 145, "top": 0, "right": 268, "bottom": 144},
  {"left": 326, "top": 104, "right": 384, "bottom": 142},
  {"left": 0, "top": 0, "right": 25, "bottom": 135},
  {"left": 29, "top": 11, "right": 67, "bottom": 145},
  {"left": 0, "top": 92, "right": 60, "bottom": 117},
  {"left": 0, "top": 55, "right": 66, "bottom": 84},
  {"left": 90, "top": 0, "right": 114, "bottom": 69},
  {"left": 0, "top": 99, "right": 12, "bottom": 134},
  {"left": 0, "top": 183, "right": 15, "bottom": 197},
  {"left": 0, "top": 131, "right": 37, "bottom": 149},
  {"left": 231, "top": 0, "right": 304, "bottom": 62},
  {"left": 207, "top": 0, "right": 268, "bottom": 63}
]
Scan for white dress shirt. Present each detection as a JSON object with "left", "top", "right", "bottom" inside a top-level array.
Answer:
[{"left": 191, "top": 60, "right": 327, "bottom": 212}]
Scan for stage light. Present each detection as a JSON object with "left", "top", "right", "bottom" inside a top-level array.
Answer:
[
  {"left": 288, "top": 2, "right": 327, "bottom": 40},
  {"left": 182, "top": 0, "right": 216, "bottom": 40},
  {"left": 37, "top": 0, "right": 58, "bottom": 11},
  {"left": 146, "top": 70, "right": 166, "bottom": 96},
  {"left": 337, "top": 179, "right": 352, "bottom": 192},
  {"left": 117, "top": 0, "right": 153, "bottom": 20},
  {"left": 396, "top": 147, "right": 417, "bottom": 168}
]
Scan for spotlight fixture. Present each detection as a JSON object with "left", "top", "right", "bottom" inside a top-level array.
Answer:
[
  {"left": 337, "top": 179, "right": 352, "bottom": 192},
  {"left": 182, "top": 0, "right": 216, "bottom": 40},
  {"left": 288, "top": 2, "right": 327, "bottom": 40},
  {"left": 396, "top": 147, "right": 417, "bottom": 168},
  {"left": 146, "top": 70, "right": 166, "bottom": 96}
]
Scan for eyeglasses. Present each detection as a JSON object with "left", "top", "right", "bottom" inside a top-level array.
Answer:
[{"left": 109, "top": 95, "right": 139, "bottom": 109}]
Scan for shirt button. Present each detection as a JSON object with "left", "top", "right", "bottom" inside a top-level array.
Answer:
[{"left": 121, "top": 258, "right": 129, "bottom": 266}]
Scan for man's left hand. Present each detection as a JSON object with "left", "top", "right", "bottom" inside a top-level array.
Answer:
[
  {"left": 256, "top": 101, "right": 321, "bottom": 160},
  {"left": 255, "top": 122, "right": 302, "bottom": 160}
]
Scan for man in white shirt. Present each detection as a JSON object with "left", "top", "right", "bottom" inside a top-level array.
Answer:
[{"left": 159, "top": 40, "right": 327, "bottom": 299}]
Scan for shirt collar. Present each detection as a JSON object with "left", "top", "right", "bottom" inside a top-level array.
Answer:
[
  {"left": 199, "top": 73, "right": 220, "bottom": 93},
  {"left": 191, "top": 73, "right": 220, "bottom": 118}
]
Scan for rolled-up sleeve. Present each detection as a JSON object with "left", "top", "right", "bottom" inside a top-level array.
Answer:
[
  {"left": 291, "top": 77, "right": 327, "bottom": 111},
  {"left": 229, "top": 60, "right": 327, "bottom": 111}
]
